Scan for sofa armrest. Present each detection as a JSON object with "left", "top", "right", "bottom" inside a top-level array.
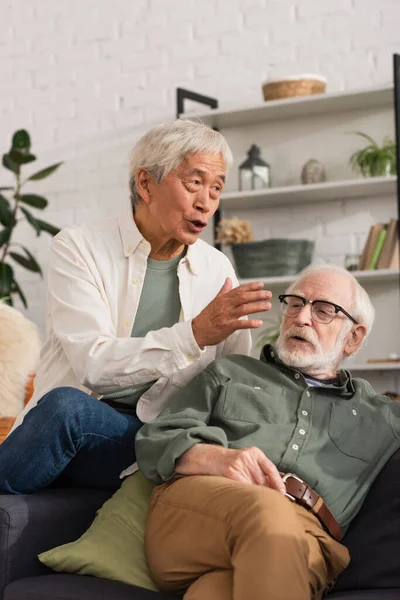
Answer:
[{"left": 0, "top": 488, "right": 111, "bottom": 596}]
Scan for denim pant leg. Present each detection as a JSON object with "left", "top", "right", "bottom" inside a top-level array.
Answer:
[{"left": 0, "top": 387, "right": 142, "bottom": 494}]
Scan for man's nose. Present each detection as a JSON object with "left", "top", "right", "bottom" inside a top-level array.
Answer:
[
  {"left": 194, "top": 191, "right": 211, "bottom": 213},
  {"left": 293, "top": 303, "right": 313, "bottom": 326}
]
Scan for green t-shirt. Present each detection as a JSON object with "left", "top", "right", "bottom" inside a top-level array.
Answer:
[{"left": 102, "top": 252, "right": 183, "bottom": 406}]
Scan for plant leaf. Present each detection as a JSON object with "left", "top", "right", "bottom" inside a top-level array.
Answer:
[
  {"left": 2, "top": 153, "right": 19, "bottom": 174},
  {"left": 0, "top": 262, "right": 14, "bottom": 299},
  {"left": 11, "top": 278, "right": 27, "bottom": 308},
  {"left": 27, "top": 162, "right": 63, "bottom": 181},
  {"left": 9, "top": 250, "right": 42, "bottom": 275},
  {"left": 20, "top": 206, "right": 41, "bottom": 236},
  {"left": 8, "top": 149, "right": 36, "bottom": 165},
  {"left": 11, "top": 130, "right": 31, "bottom": 151},
  {"left": 0, "top": 227, "right": 11, "bottom": 248},
  {"left": 0, "top": 194, "right": 15, "bottom": 227},
  {"left": 19, "top": 194, "right": 48, "bottom": 209},
  {"left": 354, "top": 131, "right": 379, "bottom": 148},
  {"left": 35, "top": 218, "right": 60, "bottom": 236}
]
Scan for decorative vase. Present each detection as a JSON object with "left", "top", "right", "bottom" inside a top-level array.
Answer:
[{"left": 301, "top": 159, "right": 326, "bottom": 184}]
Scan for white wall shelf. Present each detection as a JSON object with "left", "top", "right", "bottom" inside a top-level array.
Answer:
[
  {"left": 239, "top": 268, "right": 400, "bottom": 287},
  {"left": 221, "top": 176, "right": 397, "bottom": 210},
  {"left": 183, "top": 85, "right": 393, "bottom": 128},
  {"left": 346, "top": 363, "right": 400, "bottom": 372}
]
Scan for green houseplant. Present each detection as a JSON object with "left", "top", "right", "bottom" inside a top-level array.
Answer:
[
  {"left": 349, "top": 132, "right": 397, "bottom": 177},
  {"left": 0, "top": 130, "right": 63, "bottom": 307}
]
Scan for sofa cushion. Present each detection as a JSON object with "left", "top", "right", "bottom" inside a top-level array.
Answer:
[
  {"left": 3, "top": 575, "right": 178, "bottom": 600},
  {"left": 332, "top": 447, "right": 400, "bottom": 594},
  {"left": 0, "top": 488, "right": 110, "bottom": 595},
  {"left": 39, "top": 472, "right": 157, "bottom": 592}
]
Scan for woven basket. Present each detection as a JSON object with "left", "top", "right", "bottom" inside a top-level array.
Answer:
[
  {"left": 262, "top": 77, "right": 326, "bottom": 102},
  {"left": 231, "top": 239, "right": 315, "bottom": 279}
]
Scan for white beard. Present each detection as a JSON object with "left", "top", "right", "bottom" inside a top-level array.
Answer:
[{"left": 276, "top": 324, "right": 350, "bottom": 374}]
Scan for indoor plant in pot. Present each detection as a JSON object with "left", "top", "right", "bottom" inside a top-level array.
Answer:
[
  {"left": 349, "top": 132, "right": 396, "bottom": 177},
  {"left": 0, "top": 130, "right": 63, "bottom": 307},
  {"left": 216, "top": 217, "right": 315, "bottom": 279}
]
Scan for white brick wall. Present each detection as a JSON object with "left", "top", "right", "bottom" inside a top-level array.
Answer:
[{"left": 1, "top": 0, "right": 400, "bottom": 331}]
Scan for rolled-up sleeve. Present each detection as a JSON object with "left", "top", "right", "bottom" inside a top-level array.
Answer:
[{"left": 135, "top": 366, "right": 227, "bottom": 484}]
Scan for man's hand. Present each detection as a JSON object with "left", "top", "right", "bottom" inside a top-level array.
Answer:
[
  {"left": 176, "top": 444, "right": 286, "bottom": 494},
  {"left": 192, "top": 278, "right": 272, "bottom": 349}
]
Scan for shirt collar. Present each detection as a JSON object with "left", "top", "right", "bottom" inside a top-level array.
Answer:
[
  {"left": 260, "top": 344, "right": 355, "bottom": 395},
  {"left": 118, "top": 200, "right": 202, "bottom": 272},
  {"left": 118, "top": 201, "right": 151, "bottom": 258}
]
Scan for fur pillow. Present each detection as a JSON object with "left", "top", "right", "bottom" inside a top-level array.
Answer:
[{"left": 0, "top": 302, "right": 41, "bottom": 416}]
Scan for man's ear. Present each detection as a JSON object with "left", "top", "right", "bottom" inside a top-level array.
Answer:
[
  {"left": 135, "top": 168, "right": 153, "bottom": 205},
  {"left": 343, "top": 324, "right": 367, "bottom": 357}
]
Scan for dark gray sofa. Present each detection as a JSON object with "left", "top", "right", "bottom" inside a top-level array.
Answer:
[{"left": 1, "top": 448, "right": 399, "bottom": 600}]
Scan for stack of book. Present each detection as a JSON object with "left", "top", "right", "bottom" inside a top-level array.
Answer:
[{"left": 358, "top": 219, "right": 400, "bottom": 270}]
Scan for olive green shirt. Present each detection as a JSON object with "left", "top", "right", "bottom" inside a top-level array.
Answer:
[{"left": 136, "top": 345, "right": 400, "bottom": 532}]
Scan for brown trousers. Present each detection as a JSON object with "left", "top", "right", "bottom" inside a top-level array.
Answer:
[{"left": 145, "top": 476, "right": 350, "bottom": 600}]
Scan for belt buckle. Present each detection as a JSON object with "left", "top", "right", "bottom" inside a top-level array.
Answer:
[{"left": 281, "top": 472, "right": 304, "bottom": 502}]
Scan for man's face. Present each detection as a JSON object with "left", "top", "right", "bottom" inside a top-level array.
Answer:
[
  {"left": 276, "top": 272, "right": 360, "bottom": 375},
  {"left": 142, "top": 152, "right": 226, "bottom": 249}
]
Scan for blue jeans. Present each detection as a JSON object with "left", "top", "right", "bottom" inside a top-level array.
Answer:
[{"left": 0, "top": 387, "right": 143, "bottom": 494}]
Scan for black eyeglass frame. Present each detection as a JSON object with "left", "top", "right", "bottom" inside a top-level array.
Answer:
[{"left": 278, "top": 294, "right": 358, "bottom": 325}]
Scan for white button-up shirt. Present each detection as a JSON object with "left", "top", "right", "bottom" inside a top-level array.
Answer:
[{"left": 13, "top": 202, "right": 252, "bottom": 440}]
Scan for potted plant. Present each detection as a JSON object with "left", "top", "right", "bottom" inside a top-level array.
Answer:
[
  {"left": 349, "top": 132, "right": 397, "bottom": 177},
  {"left": 0, "top": 130, "right": 63, "bottom": 307},
  {"left": 216, "top": 217, "right": 314, "bottom": 279}
]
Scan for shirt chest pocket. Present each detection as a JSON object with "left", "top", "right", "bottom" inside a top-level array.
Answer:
[
  {"left": 328, "top": 402, "right": 381, "bottom": 463},
  {"left": 222, "top": 383, "right": 287, "bottom": 424}
]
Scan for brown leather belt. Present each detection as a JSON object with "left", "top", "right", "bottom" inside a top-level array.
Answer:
[{"left": 281, "top": 473, "right": 343, "bottom": 542}]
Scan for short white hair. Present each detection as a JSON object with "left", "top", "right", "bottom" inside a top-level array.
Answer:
[
  {"left": 286, "top": 263, "right": 375, "bottom": 337},
  {"left": 129, "top": 119, "right": 233, "bottom": 209}
]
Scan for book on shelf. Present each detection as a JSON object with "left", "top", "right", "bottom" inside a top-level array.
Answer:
[
  {"left": 358, "top": 223, "right": 385, "bottom": 270},
  {"left": 376, "top": 219, "right": 399, "bottom": 269},
  {"left": 358, "top": 220, "right": 399, "bottom": 270}
]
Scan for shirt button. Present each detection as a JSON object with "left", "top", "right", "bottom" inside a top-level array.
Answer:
[
  {"left": 299, "top": 429, "right": 306, "bottom": 435},
  {"left": 352, "top": 409, "right": 357, "bottom": 416},
  {"left": 270, "top": 351, "right": 275, "bottom": 357},
  {"left": 254, "top": 386, "right": 261, "bottom": 390},
  {"left": 306, "top": 391, "right": 311, "bottom": 397},
  {"left": 152, "top": 370, "right": 159, "bottom": 377},
  {"left": 126, "top": 246, "right": 132, "bottom": 253},
  {"left": 132, "top": 278, "right": 141, "bottom": 285},
  {"left": 124, "top": 320, "right": 129, "bottom": 327},
  {"left": 302, "top": 410, "right": 308, "bottom": 416},
  {"left": 295, "top": 373, "right": 300, "bottom": 379},
  {"left": 292, "top": 444, "right": 299, "bottom": 451},
  {"left": 187, "top": 354, "right": 195, "bottom": 361}
]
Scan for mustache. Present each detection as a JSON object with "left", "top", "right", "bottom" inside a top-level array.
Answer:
[{"left": 281, "top": 326, "right": 319, "bottom": 346}]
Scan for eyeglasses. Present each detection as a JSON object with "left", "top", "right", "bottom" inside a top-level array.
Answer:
[{"left": 278, "top": 294, "right": 358, "bottom": 325}]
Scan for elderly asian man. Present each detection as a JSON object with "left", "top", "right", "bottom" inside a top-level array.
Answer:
[
  {"left": 136, "top": 264, "right": 400, "bottom": 600},
  {"left": 0, "top": 120, "right": 271, "bottom": 494}
]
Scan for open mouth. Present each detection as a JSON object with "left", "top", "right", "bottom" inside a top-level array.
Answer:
[
  {"left": 187, "top": 219, "right": 207, "bottom": 232},
  {"left": 290, "top": 336, "right": 309, "bottom": 343}
]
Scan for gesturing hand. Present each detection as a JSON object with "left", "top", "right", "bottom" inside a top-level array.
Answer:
[{"left": 192, "top": 278, "right": 272, "bottom": 348}]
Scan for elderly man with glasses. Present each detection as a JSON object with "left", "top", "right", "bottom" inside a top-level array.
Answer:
[{"left": 136, "top": 263, "right": 400, "bottom": 600}]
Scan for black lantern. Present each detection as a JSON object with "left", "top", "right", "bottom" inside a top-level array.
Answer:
[{"left": 239, "top": 144, "right": 271, "bottom": 191}]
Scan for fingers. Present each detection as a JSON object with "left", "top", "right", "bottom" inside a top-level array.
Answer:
[
  {"left": 216, "top": 277, "right": 233, "bottom": 296},
  {"left": 229, "top": 288, "right": 273, "bottom": 308},
  {"left": 258, "top": 455, "right": 286, "bottom": 494}
]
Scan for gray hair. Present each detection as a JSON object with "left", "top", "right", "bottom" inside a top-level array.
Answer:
[
  {"left": 286, "top": 263, "right": 375, "bottom": 337},
  {"left": 129, "top": 119, "right": 233, "bottom": 210}
]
